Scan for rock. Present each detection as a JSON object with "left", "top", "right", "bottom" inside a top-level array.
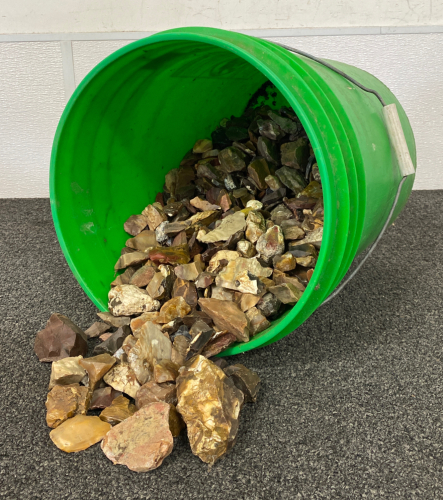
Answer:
[
  {"left": 90, "top": 387, "right": 122, "bottom": 410},
  {"left": 272, "top": 269, "right": 306, "bottom": 292},
  {"left": 154, "top": 360, "right": 180, "bottom": 383},
  {"left": 142, "top": 204, "right": 168, "bottom": 231},
  {"left": 198, "top": 298, "right": 250, "bottom": 343},
  {"left": 48, "top": 356, "right": 86, "bottom": 389},
  {"left": 280, "top": 138, "right": 309, "bottom": 169},
  {"left": 147, "top": 267, "right": 175, "bottom": 301},
  {"left": 240, "top": 293, "right": 262, "bottom": 312},
  {"left": 168, "top": 405, "right": 186, "bottom": 437},
  {"left": 268, "top": 110, "right": 299, "bottom": 135},
  {"left": 291, "top": 226, "right": 323, "bottom": 249},
  {"left": 186, "top": 327, "right": 215, "bottom": 360},
  {"left": 311, "top": 163, "right": 321, "bottom": 182},
  {"left": 135, "top": 381, "right": 177, "bottom": 409},
  {"left": 50, "top": 415, "right": 111, "bottom": 453},
  {"left": 126, "top": 230, "right": 157, "bottom": 251},
  {"left": 270, "top": 203, "right": 293, "bottom": 226},
  {"left": 245, "top": 210, "right": 266, "bottom": 243},
  {"left": 103, "top": 363, "right": 141, "bottom": 398},
  {"left": 97, "top": 312, "right": 130, "bottom": 328},
  {"left": 108, "top": 285, "right": 160, "bottom": 316},
  {"left": 298, "top": 180, "right": 323, "bottom": 199},
  {"left": 190, "top": 196, "right": 221, "bottom": 211},
  {"left": 193, "top": 138, "right": 213, "bottom": 153},
  {"left": 215, "top": 257, "right": 271, "bottom": 294},
  {"left": 218, "top": 146, "right": 246, "bottom": 173},
  {"left": 211, "top": 286, "right": 234, "bottom": 301},
  {"left": 257, "top": 118, "right": 284, "bottom": 141},
  {"left": 101, "top": 402, "right": 174, "bottom": 472},
  {"left": 281, "top": 220, "right": 305, "bottom": 240},
  {"left": 176, "top": 355, "right": 244, "bottom": 464},
  {"left": 34, "top": 313, "right": 88, "bottom": 362},
  {"left": 172, "top": 230, "right": 188, "bottom": 247},
  {"left": 173, "top": 335, "right": 190, "bottom": 362},
  {"left": 202, "top": 148, "right": 219, "bottom": 158},
  {"left": 127, "top": 321, "right": 172, "bottom": 385},
  {"left": 217, "top": 189, "right": 232, "bottom": 212},
  {"left": 130, "top": 312, "right": 160, "bottom": 336},
  {"left": 224, "top": 364, "right": 260, "bottom": 402},
  {"left": 187, "top": 210, "right": 220, "bottom": 227},
  {"left": 246, "top": 199, "right": 263, "bottom": 210},
  {"left": 99, "top": 395, "right": 136, "bottom": 425},
  {"left": 256, "top": 225, "right": 285, "bottom": 260},
  {"left": 46, "top": 384, "right": 89, "bottom": 428},
  {"left": 247, "top": 157, "right": 270, "bottom": 190},
  {"left": 123, "top": 214, "right": 149, "bottom": 236},
  {"left": 129, "top": 264, "right": 157, "bottom": 287},
  {"left": 111, "top": 266, "right": 137, "bottom": 287},
  {"left": 147, "top": 244, "right": 191, "bottom": 265},
  {"left": 84, "top": 322, "right": 110, "bottom": 338},
  {"left": 114, "top": 251, "right": 150, "bottom": 271},
  {"left": 273, "top": 252, "right": 296, "bottom": 272},
  {"left": 172, "top": 278, "right": 198, "bottom": 308},
  {"left": 122, "top": 335, "right": 137, "bottom": 355},
  {"left": 93, "top": 326, "right": 131, "bottom": 355},
  {"left": 79, "top": 353, "right": 116, "bottom": 392},
  {"left": 195, "top": 272, "right": 215, "bottom": 289},
  {"left": 236, "top": 239, "right": 256, "bottom": 258},
  {"left": 275, "top": 166, "right": 307, "bottom": 195},
  {"left": 198, "top": 211, "right": 246, "bottom": 243},
  {"left": 269, "top": 283, "right": 303, "bottom": 304},
  {"left": 284, "top": 195, "right": 317, "bottom": 211},
  {"left": 307, "top": 268, "right": 314, "bottom": 281},
  {"left": 201, "top": 331, "right": 237, "bottom": 358},
  {"left": 212, "top": 358, "right": 229, "bottom": 370},
  {"left": 265, "top": 174, "right": 283, "bottom": 191},
  {"left": 257, "top": 292, "right": 282, "bottom": 317},
  {"left": 257, "top": 136, "right": 280, "bottom": 165},
  {"left": 154, "top": 220, "right": 170, "bottom": 244},
  {"left": 156, "top": 297, "right": 191, "bottom": 324},
  {"left": 174, "top": 261, "right": 204, "bottom": 281},
  {"left": 206, "top": 249, "right": 240, "bottom": 273},
  {"left": 245, "top": 307, "right": 270, "bottom": 335},
  {"left": 261, "top": 187, "right": 286, "bottom": 207}
]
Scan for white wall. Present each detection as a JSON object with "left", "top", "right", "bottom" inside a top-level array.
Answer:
[{"left": 1, "top": 1, "right": 442, "bottom": 197}]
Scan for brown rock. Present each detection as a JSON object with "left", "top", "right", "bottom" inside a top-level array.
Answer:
[
  {"left": 93, "top": 325, "right": 131, "bottom": 355},
  {"left": 272, "top": 269, "right": 306, "bottom": 292},
  {"left": 172, "top": 231, "right": 188, "bottom": 247},
  {"left": 206, "top": 249, "right": 240, "bottom": 273},
  {"left": 154, "top": 360, "right": 180, "bottom": 383},
  {"left": 126, "top": 230, "right": 157, "bottom": 251},
  {"left": 173, "top": 335, "right": 190, "bottom": 359},
  {"left": 168, "top": 405, "right": 185, "bottom": 437},
  {"left": 218, "top": 146, "right": 246, "bottom": 173},
  {"left": 201, "top": 331, "right": 237, "bottom": 358},
  {"left": 198, "top": 211, "right": 246, "bottom": 243},
  {"left": 50, "top": 414, "right": 111, "bottom": 453},
  {"left": 129, "top": 264, "right": 157, "bottom": 287},
  {"left": 270, "top": 203, "right": 294, "bottom": 226},
  {"left": 174, "top": 261, "right": 204, "bottom": 281},
  {"left": 103, "top": 363, "right": 141, "bottom": 398},
  {"left": 142, "top": 204, "right": 168, "bottom": 231},
  {"left": 195, "top": 272, "right": 215, "bottom": 289},
  {"left": 147, "top": 244, "right": 191, "bottom": 265},
  {"left": 190, "top": 196, "right": 221, "bottom": 211},
  {"left": 99, "top": 395, "right": 136, "bottom": 425},
  {"left": 130, "top": 312, "right": 160, "bottom": 336},
  {"left": 97, "top": 312, "right": 131, "bottom": 328},
  {"left": 256, "top": 225, "right": 285, "bottom": 260},
  {"left": 48, "top": 356, "right": 86, "bottom": 389},
  {"left": 176, "top": 355, "right": 244, "bottom": 464},
  {"left": 108, "top": 285, "right": 160, "bottom": 316},
  {"left": 245, "top": 210, "right": 266, "bottom": 244},
  {"left": 101, "top": 402, "right": 174, "bottom": 472},
  {"left": 193, "top": 138, "right": 213, "bottom": 153},
  {"left": 46, "top": 384, "right": 89, "bottom": 428},
  {"left": 224, "top": 364, "right": 261, "bottom": 402},
  {"left": 84, "top": 322, "right": 110, "bottom": 338},
  {"left": 135, "top": 381, "right": 177, "bottom": 409},
  {"left": 236, "top": 239, "right": 256, "bottom": 258},
  {"left": 114, "top": 251, "right": 150, "bottom": 271},
  {"left": 111, "top": 266, "right": 138, "bottom": 287},
  {"left": 264, "top": 174, "right": 283, "bottom": 191},
  {"left": 198, "top": 298, "right": 250, "bottom": 343},
  {"left": 247, "top": 157, "right": 270, "bottom": 190},
  {"left": 34, "top": 313, "right": 88, "bottom": 362},
  {"left": 273, "top": 252, "right": 297, "bottom": 272},
  {"left": 240, "top": 293, "right": 262, "bottom": 312},
  {"left": 99, "top": 333, "right": 112, "bottom": 341},
  {"left": 257, "top": 292, "right": 281, "bottom": 317},
  {"left": 79, "top": 353, "right": 116, "bottom": 392},
  {"left": 90, "top": 387, "right": 122, "bottom": 410},
  {"left": 269, "top": 283, "right": 303, "bottom": 304},
  {"left": 123, "top": 214, "right": 149, "bottom": 236},
  {"left": 156, "top": 297, "right": 191, "bottom": 324},
  {"left": 172, "top": 278, "right": 198, "bottom": 308},
  {"left": 245, "top": 307, "right": 270, "bottom": 335}
]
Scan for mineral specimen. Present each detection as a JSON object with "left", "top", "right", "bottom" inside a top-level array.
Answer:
[
  {"left": 198, "top": 211, "right": 246, "bottom": 243},
  {"left": 245, "top": 307, "right": 270, "bottom": 335},
  {"left": 224, "top": 364, "right": 261, "bottom": 402},
  {"left": 256, "top": 225, "right": 285, "bottom": 260},
  {"left": 45, "top": 383, "right": 88, "bottom": 428},
  {"left": 126, "top": 230, "right": 157, "bottom": 251},
  {"left": 48, "top": 356, "right": 86, "bottom": 389},
  {"left": 99, "top": 395, "right": 136, "bottom": 425},
  {"left": 97, "top": 312, "right": 131, "bottom": 328},
  {"left": 108, "top": 285, "right": 160, "bottom": 316},
  {"left": 269, "top": 283, "right": 303, "bottom": 304},
  {"left": 79, "top": 353, "right": 116, "bottom": 392},
  {"left": 84, "top": 322, "right": 110, "bottom": 338},
  {"left": 103, "top": 363, "right": 141, "bottom": 398},
  {"left": 156, "top": 296, "right": 191, "bottom": 324},
  {"left": 135, "top": 381, "right": 177, "bottom": 409},
  {"left": 90, "top": 387, "right": 122, "bottom": 410},
  {"left": 198, "top": 298, "right": 249, "bottom": 342}
]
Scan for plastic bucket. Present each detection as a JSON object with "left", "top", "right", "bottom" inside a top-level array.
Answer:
[{"left": 50, "top": 27, "right": 416, "bottom": 356}]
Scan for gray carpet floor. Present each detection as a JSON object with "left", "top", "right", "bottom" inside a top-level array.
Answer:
[{"left": 1, "top": 192, "right": 443, "bottom": 499}]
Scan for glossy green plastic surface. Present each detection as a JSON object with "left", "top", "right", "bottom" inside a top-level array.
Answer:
[{"left": 50, "top": 27, "right": 416, "bottom": 356}]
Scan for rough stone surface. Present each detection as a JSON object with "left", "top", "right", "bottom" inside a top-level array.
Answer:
[
  {"left": 84, "top": 322, "right": 110, "bottom": 338},
  {"left": 108, "top": 285, "right": 160, "bottom": 316},
  {"left": 103, "top": 363, "right": 141, "bottom": 399},
  {"left": 45, "top": 384, "right": 88, "bottom": 428},
  {"left": 198, "top": 298, "right": 249, "bottom": 342},
  {"left": 48, "top": 356, "right": 86, "bottom": 389},
  {"left": 99, "top": 395, "right": 136, "bottom": 425},
  {"left": 135, "top": 381, "right": 177, "bottom": 409}
]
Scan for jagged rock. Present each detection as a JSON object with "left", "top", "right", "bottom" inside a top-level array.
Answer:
[
  {"left": 291, "top": 226, "right": 323, "bottom": 249},
  {"left": 186, "top": 327, "right": 215, "bottom": 360},
  {"left": 273, "top": 269, "right": 306, "bottom": 291},
  {"left": 265, "top": 174, "right": 283, "bottom": 191},
  {"left": 114, "top": 251, "right": 150, "bottom": 271},
  {"left": 142, "top": 204, "right": 168, "bottom": 231},
  {"left": 281, "top": 219, "right": 305, "bottom": 240},
  {"left": 176, "top": 355, "right": 244, "bottom": 464},
  {"left": 108, "top": 285, "right": 160, "bottom": 316},
  {"left": 90, "top": 387, "right": 122, "bottom": 410},
  {"left": 84, "top": 322, "right": 110, "bottom": 338},
  {"left": 198, "top": 211, "right": 246, "bottom": 243},
  {"left": 275, "top": 166, "right": 307, "bottom": 195},
  {"left": 245, "top": 307, "right": 270, "bottom": 335},
  {"left": 257, "top": 136, "right": 279, "bottom": 165},
  {"left": 256, "top": 225, "right": 285, "bottom": 261},
  {"left": 240, "top": 293, "right": 262, "bottom": 312},
  {"left": 172, "top": 278, "right": 198, "bottom": 307},
  {"left": 257, "top": 292, "right": 281, "bottom": 317},
  {"left": 236, "top": 239, "right": 256, "bottom": 258},
  {"left": 269, "top": 283, "right": 303, "bottom": 304},
  {"left": 130, "top": 312, "right": 160, "bottom": 336},
  {"left": 247, "top": 157, "right": 270, "bottom": 190},
  {"left": 218, "top": 146, "right": 246, "bottom": 173},
  {"left": 50, "top": 415, "right": 111, "bottom": 453},
  {"left": 280, "top": 138, "right": 309, "bottom": 169},
  {"left": 126, "top": 230, "right": 157, "bottom": 251},
  {"left": 201, "top": 331, "right": 237, "bottom": 358},
  {"left": 101, "top": 402, "right": 174, "bottom": 472},
  {"left": 154, "top": 360, "right": 180, "bottom": 383},
  {"left": 224, "top": 364, "right": 261, "bottom": 402},
  {"left": 99, "top": 395, "right": 136, "bottom": 425},
  {"left": 147, "top": 266, "right": 175, "bottom": 301},
  {"left": 103, "top": 363, "right": 141, "bottom": 398},
  {"left": 245, "top": 210, "right": 266, "bottom": 243},
  {"left": 273, "top": 252, "right": 297, "bottom": 272},
  {"left": 270, "top": 203, "right": 293, "bottom": 226},
  {"left": 174, "top": 260, "right": 204, "bottom": 281},
  {"left": 215, "top": 257, "right": 271, "bottom": 294},
  {"left": 156, "top": 297, "right": 191, "bottom": 324},
  {"left": 148, "top": 245, "right": 191, "bottom": 265},
  {"left": 111, "top": 266, "right": 137, "bottom": 287},
  {"left": 198, "top": 298, "right": 249, "bottom": 343},
  {"left": 79, "top": 353, "right": 116, "bottom": 392},
  {"left": 93, "top": 326, "right": 131, "bottom": 355},
  {"left": 34, "top": 313, "right": 88, "bottom": 362},
  {"left": 190, "top": 196, "right": 220, "bottom": 211},
  {"left": 206, "top": 250, "right": 240, "bottom": 273},
  {"left": 193, "top": 138, "right": 213, "bottom": 153},
  {"left": 129, "top": 264, "right": 157, "bottom": 287},
  {"left": 48, "top": 356, "right": 86, "bottom": 389},
  {"left": 195, "top": 272, "right": 215, "bottom": 288},
  {"left": 211, "top": 286, "right": 234, "bottom": 301},
  {"left": 246, "top": 200, "right": 263, "bottom": 210},
  {"left": 135, "top": 381, "right": 177, "bottom": 409},
  {"left": 97, "top": 312, "right": 130, "bottom": 328},
  {"left": 268, "top": 111, "right": 299, "bottom": 135},
  {"left": 298, "top": 180, "right": 323, "bottom": 199},
  {"left": 46, "top": 384, "right": 88, "bottom": 428},
  {"left": 123, "top": 214, "right": 149, "bottom": 236}
]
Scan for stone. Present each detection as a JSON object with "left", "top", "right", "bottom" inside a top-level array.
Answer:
[
  {"left": 270, "top": 203, "right": 294, "bottom": 226},
  {"left": 126, "top": 230, "right": 157, "bottom": 251},
  {"left": 312, "top": 164, "right": 321, "bottom": 183},
  {"left": 111, "top": 266, "right": 137, "bottom": 287},
  {"left": 202, "top": 148, "right": 219, "bottom": 158},
  {"left": 50, "top": 415, "right": 111, "bottom": 453},
  {"left": 261, "top": 187, "right": 286, "bottom": 207},
  {"left": 147, "top": 244, "right": 191, "bottom": 265},
  {"left": 146, "top": 270, "right": 174, "bottom": 301},
  {"left": 186, "top": 327, "right": 215, "bottom": 360},
  {"left": 142, "top": 204, "right": 168, "bottom": 231},
  {"left": 154, "top": 220, "right": 170, "bottom": 244},
  {"left": 190, "top": 196, "right": 221, "bottom": 211},
  {"left": 94, "top": 326, "right": 131, "bottom": 355},
  {"left": 240, "top": 293, "right": 262, "bottom": 312},
  {"left": 135, "top": 381, "right": 177, "bottom": 409},
  {"left": 298, "top": 180, "right": 323, "bottom": 199},
  {"left": 176, "top": 355, "right": 244, "bottom": 465},
  {"left": 173, "top": 335, "right": 190, "bottom": 361},
  {"left": 198, "top": 298, "right": 250, "bottom": 343},
  {"left": 187, "top": 210, "right": 220, "bottom": 228},
  {"left": 218, "top": 146, "right": 246, "bottom": 173},
  {"left": 236, "top": 239, "right": 256, "bottom": 258},
  {"left": 172, "top": 278, "right": 198, "bottom": 307},
  {"left": 172, "top": 231, "right": 188, "bottom": 247},
  {"left": 265, "top": 174, "right": 283, "bottom": 191},
  {"left": 273, "top": 252, "right": 297, "bottom": 272},
  {"left": 269, "top": 283, "right": 303, "bottom": 304},
  {"left": 127, "top": 320, "right": 172, "bottom": 385},
  {"left": 123, "top": 214, "right": 149, "bottom": 236},
  {"left": 195, "top": 272, "right": 215, "bottom": 288},
  {"left": 165, "top": 169, "right": 178, "bottom": 195},
  {"left": 97, "top": 312, "right": 130, "bottom": 328},
  {"left": 122, "top": 335, "right": 137, "bottom": 355},
  {"left": 246, "top": 200, "right": 263, "bottom": 210},
  {"left": 114, "top": 251, "right": 150, "bottom": 271},
  {"left": 90, "top": 387, "right": 122, "bottom": 410},
  {"left": 103, "top": 363, "right": 141, "bottom": 398},
  {"left": 280, "top": 138, "right": 309, "bottom": 169},
  {"left": 291, "top": 226, "right": 323, "bottom": 249},
  {"left": 245, "top": 210, "right": 266, "bottom": 243},
  {"left": 256, "top": 225, "right": 285, "bottom": 260},
  {"left": 130, "top": 312, "right": 160, "bottom": 336},
  {"left": 168, "top": 405, "right": 186, "bottom": 437},
  {"left": 129, "top": 264, "right": 157, "bottom": 287},
  {"left": 215, "top": 257, "right": 272, "bottom": 294},
  {"left": 196, "top": 163, "right": 225, "bottom": 185},
  {"left": 154, "top": 359, "right": 180, "bottom": 383},
  {"left": 79, "top": 354, "right": 116, "bottom": 392},
  {"left": 218, "top": 189, "right": 232, "bottom": 212},
  {"left": 101, "top": 402, "right": 174, "bottom": 472},
  {"left": 245, "top": 307, "right": 270, "bottom": 336},
  {"left": 284, "top": 195, "right": 317, "bottom": 211},
  {"left": 174, "top": 261, "right": 203, "bottom": 281},
  {"left": 34, "top": 313, "right": 88, "bottom": 362},
  {"left": 257, "top": 292, "right": 281, "bottom": 317},
  {"left": 273, "top": 269, "right": 306, "bottom": 292},
  {"left": 213, "top": 358, "right": 229, "bottom": 370},
  {"left": 282, "top": 221, "right": 305, "bottom": 240},
  {"left": 257, "top": 136, "right": 280, "bottom": 165},
  {"left": 198, "top": 211, "right": 246, "bottom": 243},
  {"left": 288, "top": 242, "right": 318, "bottom": 259},
  {"left": 84, "top": 322, "right": 110, "bottom": 338},
  {"left": 211, "top": 286, "right": 234, "bottom": 301},
  {"left": 206, "top": 250, "right": 240, "bottom": 273},
  {"left": 99, "top": 395, "right": 136, "bottom": 425},
  {"left": 46, "top": 384, "right": 89, "bottom": 428},
  {"left": 275, "top": 166, "right": 307, "bottom": 195},
  {"left": 48, "top": 356, "right": 86, "bottom": 389},
  {"left": 307, "top": 268, "right": 314, "bottom": 281},
  {"left": 99, "top": 333, "right": 113, "bottom": 341},
  {"left": 224, "top": 364, "right": 261, "bottom": 402},
  {"left": 268, "top": 110, "right": 299, "bottom": 135},
  {"left": 201, "top": 332, "right": 237, "bottom": 358},
  {"left": 257, "top": 118, "right": 284, "bottom": 141},
  {"left": 295, "top": 255, "right": 316, "bottom": 267},
  {"left": 108, "top": 285, "right": 160, "bottom": 316},
  {"left": 193, "top": 138, "right": 213, "bottom": 153},
  {"left": 156, "top": 297, "right": 191, "bottom": 324},
  {"left": 247, "top": 157, "right": 270, "bottom": 190}
]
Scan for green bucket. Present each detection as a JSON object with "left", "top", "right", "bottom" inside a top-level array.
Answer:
[{"left": 50, "top": 27, "right": 416, "bottom": 356}]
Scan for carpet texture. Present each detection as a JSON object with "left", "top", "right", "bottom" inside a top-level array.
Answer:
[{"left": 1, "top": 192, "right": 442, "bottom": 499}]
